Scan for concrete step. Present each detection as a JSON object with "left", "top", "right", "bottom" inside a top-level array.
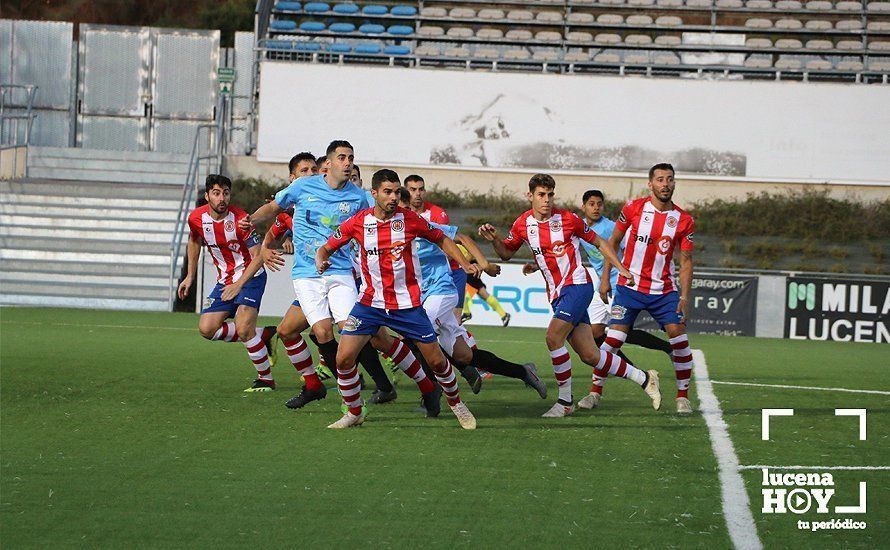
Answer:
[
  {"left": 30, "top": 146, "right": 191, "bottom": 164},
  {"left": 0, "top": 225, "right": 184, "bottom": 244},
  {"left": 27, "top": 166, "right": 187, "bottom": 185},
  {"left": 1, "top": 179, "right": 188, "bottom": 201},
  {"left": 0, "top": 203, "right": 180, "bottom": 221},
  {"left": 0, "top": 257, "right": 177, "bottom": 278},
  {"left": 0, "top": 235, "right": 173, "bottom": 255},
  {"left": 0, "top": 196, "right": 181, "bottom": 212},
  {"left": 0, "top": 247, "right": 182, "bottom": 266},
  {"left": 0, "top": 279, "right": 170, "bottom": 300},
  {"left": 0, "top": 294, "right": 169, "bottom": 311},
  {"left": 0, "top": 270, "right": 168, "bottom": 288},
  {"left": 0, "top": 215, "right": 179, "bottom": 233},
  {"left": 28, "top": 155, "right": 191, "bottom": 174}
]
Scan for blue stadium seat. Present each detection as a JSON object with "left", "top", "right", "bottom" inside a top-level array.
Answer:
[
  {"left": 303, "top": 2, "right": 330, "bottom": 13},
  {"left": 359, "top": 23, "right": 386, "bottom": 34},
  {"left": 265, "top": 39, "right": 296, "bottom": 50},
  {"left": 383, "top": 45, "right": 411, "bottom": 55},
  {"left": 387, "top": 25, "right": 414, "bottom": 36},
  {"left": 328, "top": 42, "right": 353, "bottom": 53},
  {"left": 333, "top": 3, "right": 360, "bottom": 14},
  {"left": 270, "top": 20, "right": 298, "bottom": 31},
  {"left": 329, "top": 22, "right": 356, "bottom": 33},
  {"left": 362, "top": 5, "right": 389, "bottom": 15},
  {"left": 355, "top": 43, "right": 382, "bottom": 54},
  {"left": 294, "top": 41, "right": 322, "bottom": 52},
  {"left": 299, "top": 21, "right": 327, "bottom": 32},
  {"left": 274, "top": 1, "right": 302, "bottom": 11},
  {"left": 390, "top": 5, "right": 417, "bottom": 16}
]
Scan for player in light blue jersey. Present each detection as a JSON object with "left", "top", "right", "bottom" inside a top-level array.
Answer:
[{"left": 398, "top": 189, "right": 547, "bottom": 400}]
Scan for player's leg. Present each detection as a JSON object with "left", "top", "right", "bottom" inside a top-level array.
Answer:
[
  {"left": 198, "top": 310, "right": 235, "bottom": 341},
  {"left": 580, "top": 292, "right": 637, "bottom": 408},
  {"left": 413, "top": 339, "right": 476, "bottom": 430},
  {"left": 649, "top": 290, "right": 695, "bottom": 414},
  {"left": 626, "top": 329, "right": 673, "bottom": 355},
  {"left": 327, "top": 332, "right": 372, "bottom": 429},
  {"left": 370, "top": 328, "right": 439, "bottom": 411},
  {"left": 279, "top": 302, "right": 330, "bottom": 409},
  {"left": 423, "top": 294, "right": 481, "bottom": 393},
  {"left": 451, "top": 331, "right": 547, "bottom": 399},
  {"left": 477, "top": 285, "right": 511, "bottom": 326},
  {"left": 450, "top": 268, "right": 467, "bottom": 323},
  {"left": 234, "top": 304, "right": 276, "bottom": 392},
  {"left": 461, "top": 284, "right": 477, "bottom": 322},
  {"left": 294, "top": 277, "right": 341, "bottom": 388},
  {"left": 542, "top": 316, "right": 578, "bottom": 417}
]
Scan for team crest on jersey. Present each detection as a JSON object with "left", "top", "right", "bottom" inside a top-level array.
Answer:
[
  {"left": 225, "top": 220, "right": 235, "bottom": 233},
  {"left": 343, "top": 315, "right": 362, "bottom": 332},
  {"left": 549, "top": 220, "right": 562, "bottom": 232},
  {"left": 391, "top": 219, "right": 405, "bottom": 233},
  {"left": 611, "top": 304, "right": 627, "bottom": 319},
  {"left": 657, "top": 235, "right": 672, "bottom": 254},
  {"left": 203, "top": 296, "right": 215, "bottom": 309},
  {"left": 390, "top": 241, "right": 406, "bottom": 261},
  {"left": 666, "top": 216, "right": 677, "bottom": 228},
  {"left": 338, "top": 201, "right": 351, "bottom": 214},
  {"left": 551, "top": 240, "right": 568, "bottom": 257}
]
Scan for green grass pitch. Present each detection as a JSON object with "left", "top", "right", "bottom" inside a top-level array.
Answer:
[{"left": 1, "top": 307, "right": 886, "bottom": 548}]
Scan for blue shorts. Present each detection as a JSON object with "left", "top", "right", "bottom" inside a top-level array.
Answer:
[
  {"left": 341, "top": 302, "right": 438, "bottom": 343},
  {"left": 550, "top": 283, "right": 593, "bottom": 327},
  {"left": 291, "top": 299, "right": 301, "bottom": 308},
  {"left": 609, "top": 285, "right": 683, "bottom": 328},
  {"left": 202, "top": 272, "right": 267, "bottom": 316},
  {"left": 451, "top": 268, "right": 467, "bottom": 306}
]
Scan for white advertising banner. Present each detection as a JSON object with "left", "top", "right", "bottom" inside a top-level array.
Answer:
[{"left": 258, "top": 61, "right": 890, "bottom": 182}]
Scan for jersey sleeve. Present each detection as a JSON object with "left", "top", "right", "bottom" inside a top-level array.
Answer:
[
  {"left": 234, "top": 210, "right": 261, "bottom": 248},
  {"left": 187, "top": 212, "right": 202, "bottom": 241},
  {"left": 679, "top": 216, "right": 695, "bottom": 252},
  {"left": 502, "top": 217, "right": 525, "bottom": 252},
  {"left": 615, "top": 200, "right": 637, "bottom": 233},
  {"left": 326, "top": 212, "right": 358, "bottom": 251},
  {"left": 273, "top": 182, "right": 298, "bottom": 210},
  {"left": 409, "top": 211, "right": 445, "bottom": 243},
  {"left": 570, "top": 212, "right": 599, "bottom": 245},
  {"left": 436, "top": 207, "right": 450, "bottom": 224},
  {"left": 270, "top": 212, "right": 292, "bottom": 240}
]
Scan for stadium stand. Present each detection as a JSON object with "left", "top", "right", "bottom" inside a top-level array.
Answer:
[{"left": 258, "top": 0, "right": 890, "bottom": 82}]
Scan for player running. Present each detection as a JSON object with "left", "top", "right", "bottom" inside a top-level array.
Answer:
[
  {"left": 479, "top": 174, "right": 661, "bottom": 418},
  {"left": 317, "top": 169, "right": 481, "bottom": 429},
  {"left": 177, "top": 174, "right": 278, "bottom": 392},
  {"left": 599, "top": 164, "right": 697, "bottom": 414}
]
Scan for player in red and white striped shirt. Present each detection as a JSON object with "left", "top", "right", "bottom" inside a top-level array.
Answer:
[
  {"left": 479, "top": 174, "right": 662, "bottom": 417},
  {"left": 598, "top": 163, "right": 697, "bottom": 414},
  {"left": 178, "top": 174, "right": 278, "bottom": 393},
  {"left": 317, "top": 169, "right": 481, "bottom": 430}
]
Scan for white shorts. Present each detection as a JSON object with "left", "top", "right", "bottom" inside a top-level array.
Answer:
[
  {"left": 423, "top": 293, "right": 469, "bottom": 357},
  {"left": 293, "top": 274, "right": 358, "bottom": 328},
  {"left": 587, "top": 291, "right": 611, "bottom": 326}
]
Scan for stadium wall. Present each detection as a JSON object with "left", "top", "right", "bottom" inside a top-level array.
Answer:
[{"left": 254, "top": 61, "right": 890, "bottom": 184}]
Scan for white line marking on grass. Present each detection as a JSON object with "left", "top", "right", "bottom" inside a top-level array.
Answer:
[
  {"left": 694, "top": 349, "right": 763, "bottom": 550},
  {"left": 711, "top": 380, "right": 890, "bottom": 396},
  {"left": 739, "top": 465, "right": 890, "bottom": 471},
  {"left": 1, "top": 321, "right": 192, "bottom": 332}
]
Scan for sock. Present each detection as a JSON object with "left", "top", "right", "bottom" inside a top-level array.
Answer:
[
  {"left": 595, "top": 350, "right": 647, "bottom": 386},
  {"left": 669, "top": 334, "right": 694, "bottom": 398},
  {"left": 549, "top": 346, "right": 572, "bottom": 404},
  {"left": 386, "top": 339, "right": 435, "bottom": 394},
  {"left": 627, "top": 329, "right": 673, "bottom": 355},
  {"left": 592, "top": 332, "right": 637, "bottom": 394},
  {"left": 317, "top": 339, "right": 339, "bottom": 374},
  {"left": 485, "top": 295, "right": 507, "bottom": 318},
  {"left": 358, "top": 342, "right": 394, "bottom": 392},
  {"left": 211, "top": 321, "right": 239, "bottom": 342},
  {"left": 471, "top": 348, "right": 525, "bottom": 379},
  {"left": 336, "top": 360, "right": 363, "bottom": 415},
  {"left": 462, "top": 291, "right": 473, "bottom": 316},
  {"left": 244, "top": 334, "right": 273, "bottom": 381},
  {"left": 283, "top": 336, "right": 320, "bottom": 390},
  {"left": 430, "top": 357, "right": 461, "bottom": 406},
  {"left": 405, "top": 339, "right": 441, "bottom": 391}
]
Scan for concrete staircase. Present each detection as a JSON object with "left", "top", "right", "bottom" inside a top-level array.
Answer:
[{"left": 1, "top": 147, "right": 196, "bottom": 311}]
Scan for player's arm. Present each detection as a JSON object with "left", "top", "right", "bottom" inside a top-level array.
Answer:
[
  {"left": 260, "top": 227, "right": 288, "bottom": 271},
  {"left": 177, "top": 234, "right": 201, "bottom": 300},
  {"left": 477, "top": 223, "right": 519, "bottom": 261},
  {"left": 454, "top": 233, "right": 499, "bottom": 276},
  {"left": 600, "top": 226, "right": 627, "bottom": 302},
  {"left": 677, "top": 222, "right": 695, "bottom": 321},
  {"left": 316, "top": 218, "right": 356, "bottom": 274},
  {"left": 240, "top": 200, "right": 283, "bottom": 230},
  {"left": 439, "top": 237, "right": 481, "bottom": 278},
  {"left": 595, "top": 234, "right": 633, "bottom": 286}
]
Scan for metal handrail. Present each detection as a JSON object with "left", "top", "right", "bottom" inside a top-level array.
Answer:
[
  {"left": 0, "top": 84, "right": 38, "bottom": 150},
  {"left": 167, "top": 93, "right": 231, "bottom": 310}
]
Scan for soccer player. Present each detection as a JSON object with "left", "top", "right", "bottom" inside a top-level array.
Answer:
[
  {"left": 599, "top": 164, "right": 697, "bottom": 414},
  {"left": 177, "top": 174, "right": 278, "bottom": 392},
  {"left": 479, "top": 174, "right": 661, "bottom": 417},
  {"left": 397, "top": 188, "right": 547, "bottom": 398},
  {"left": 404, "top": 174, "right": 467, "bottom": 324},
  {"left": 317, "top": 169, "right": 480, "bottom": 429}
]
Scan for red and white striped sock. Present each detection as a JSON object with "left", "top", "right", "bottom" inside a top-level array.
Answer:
[
  {"left": 283, "top": 336, "right": 321, "bottom": 390},
  {"left": 596, "top": 349, "right": 647, "bottom": 386},
  {"left": 430, "top": 358, "right": 461, "bottom": 406},
  {"left": 386, "top": 339, "right": 435, "bottom": 394},
  {"left": 669, "top": 334, "right": 694, "bottom": 398},
  {"left": 243, "top": 334, "right": 273, "bottom": 381},
  {"left": 211, "top": 321, "right": 239, "bottom": 342},
  {"left": 593, "top": 329, "right": 627, "bottom": 393},
  {"left": 336, "top": 361, "right": 364, "bottom": 415},
  {"left": 550, "top": 346, "right": 573, "bottom": 403}
]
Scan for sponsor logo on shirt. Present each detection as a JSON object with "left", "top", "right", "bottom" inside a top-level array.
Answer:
[
  {"left": 364, "top": 223, "right": 377, "bottom": 235},
  {"left": 657, "top": 235, "right": 672, "bottom": 254},
  {"left": 390, "top": 241, "right": 406, "bottom": 261},
  {"left": 551, "top": 240, "right": 568, "bottom": 257},
  {"left": 618, "top": 212, "right": 627, "bottom": 223},
  {"left": 528, "top": 226, "right": 537, "bottom": 236},
  {"left": 333, "top": 228, "right": 342, "bottom": 239},
  {"left": 687, "top": 232, "right": 695, "bottom": 242},
  {"left": 643, "top": 214, "right": 652, "bottom": 224}
]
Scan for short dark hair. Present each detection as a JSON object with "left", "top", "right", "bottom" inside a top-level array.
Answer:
[
  {"left": 582, "top": 189, "right": 604, "bottom": 203},
  {"left": 371, "top": 169, "right": 400, "bottom": 190},
  {"left": 352, "top": 164, "right": 361, "bottom": 177},
  {"left": 648, "top": 163, "right": 675, "bottom": 180},
  {"left": 404, "top": 174, "right": 424, "bottom": 185},
  {"left": 326, "top": 140, "right": 354, "bottom": 156},
  {"left": 288, "top": 152, "right": 315, "bottom": 174},
  {"left": 397, "top": 187, "right": 411, "bottom": 204},
  {"left": 528, "top": 173, "right": 556, "bottom": 193},
  {"left": 315, "top": 154, "right": 327, "bottom": 165},
  {"left": 205, "top": 174, "right": 232, "bottom": 193}
]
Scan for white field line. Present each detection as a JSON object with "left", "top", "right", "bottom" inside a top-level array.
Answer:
[
  {"left": 694, "top": 349, "right": 763, "bottom": 550},
  {"left": 711, "top": 380, "right": 890, "bottom": 396},
  {"left": 1, "top": 321, "right": 193, "bottom": 332},
  {"left": 739, "top": 465, "right": 890, "bottom": 471}
]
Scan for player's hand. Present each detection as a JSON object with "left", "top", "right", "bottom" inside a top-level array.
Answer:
[
  {"left": 262, "top": 248, "right": 285, "bottom": 271},
  {"left": 237, "top": 215, "right": 253, "bottom": 232},
  {"left": 282, "top": 240, "right": 294, "bottom": 254},
  {"left": 316, "top": 259, "right": 331, "bottom": 275},
  {"left": 177, "top": 276, "right": 193, "bottom": 300},
  {"left": 465, "top": 263, "right": 482, "bottom": 278},
  {"left": 599, "top": 280, "right": 612, "bottom": 304},
  {"left": 220, "top": 283, "right": 242, "bottom": 302},
  {"left": 478, "top": 223, "right": 498, "bottom": 242},
  {"left": 677, "top": 296, "right": 689, "bottom": 323},
  {"left": 522, "top": 263, "right": 538, "bottom": 276},
  {"left": 483, "top": 263, "right": 501, "bottom": 277},
  {"left": 620, "top": 269, "right": 635, "bottom": 288}
]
